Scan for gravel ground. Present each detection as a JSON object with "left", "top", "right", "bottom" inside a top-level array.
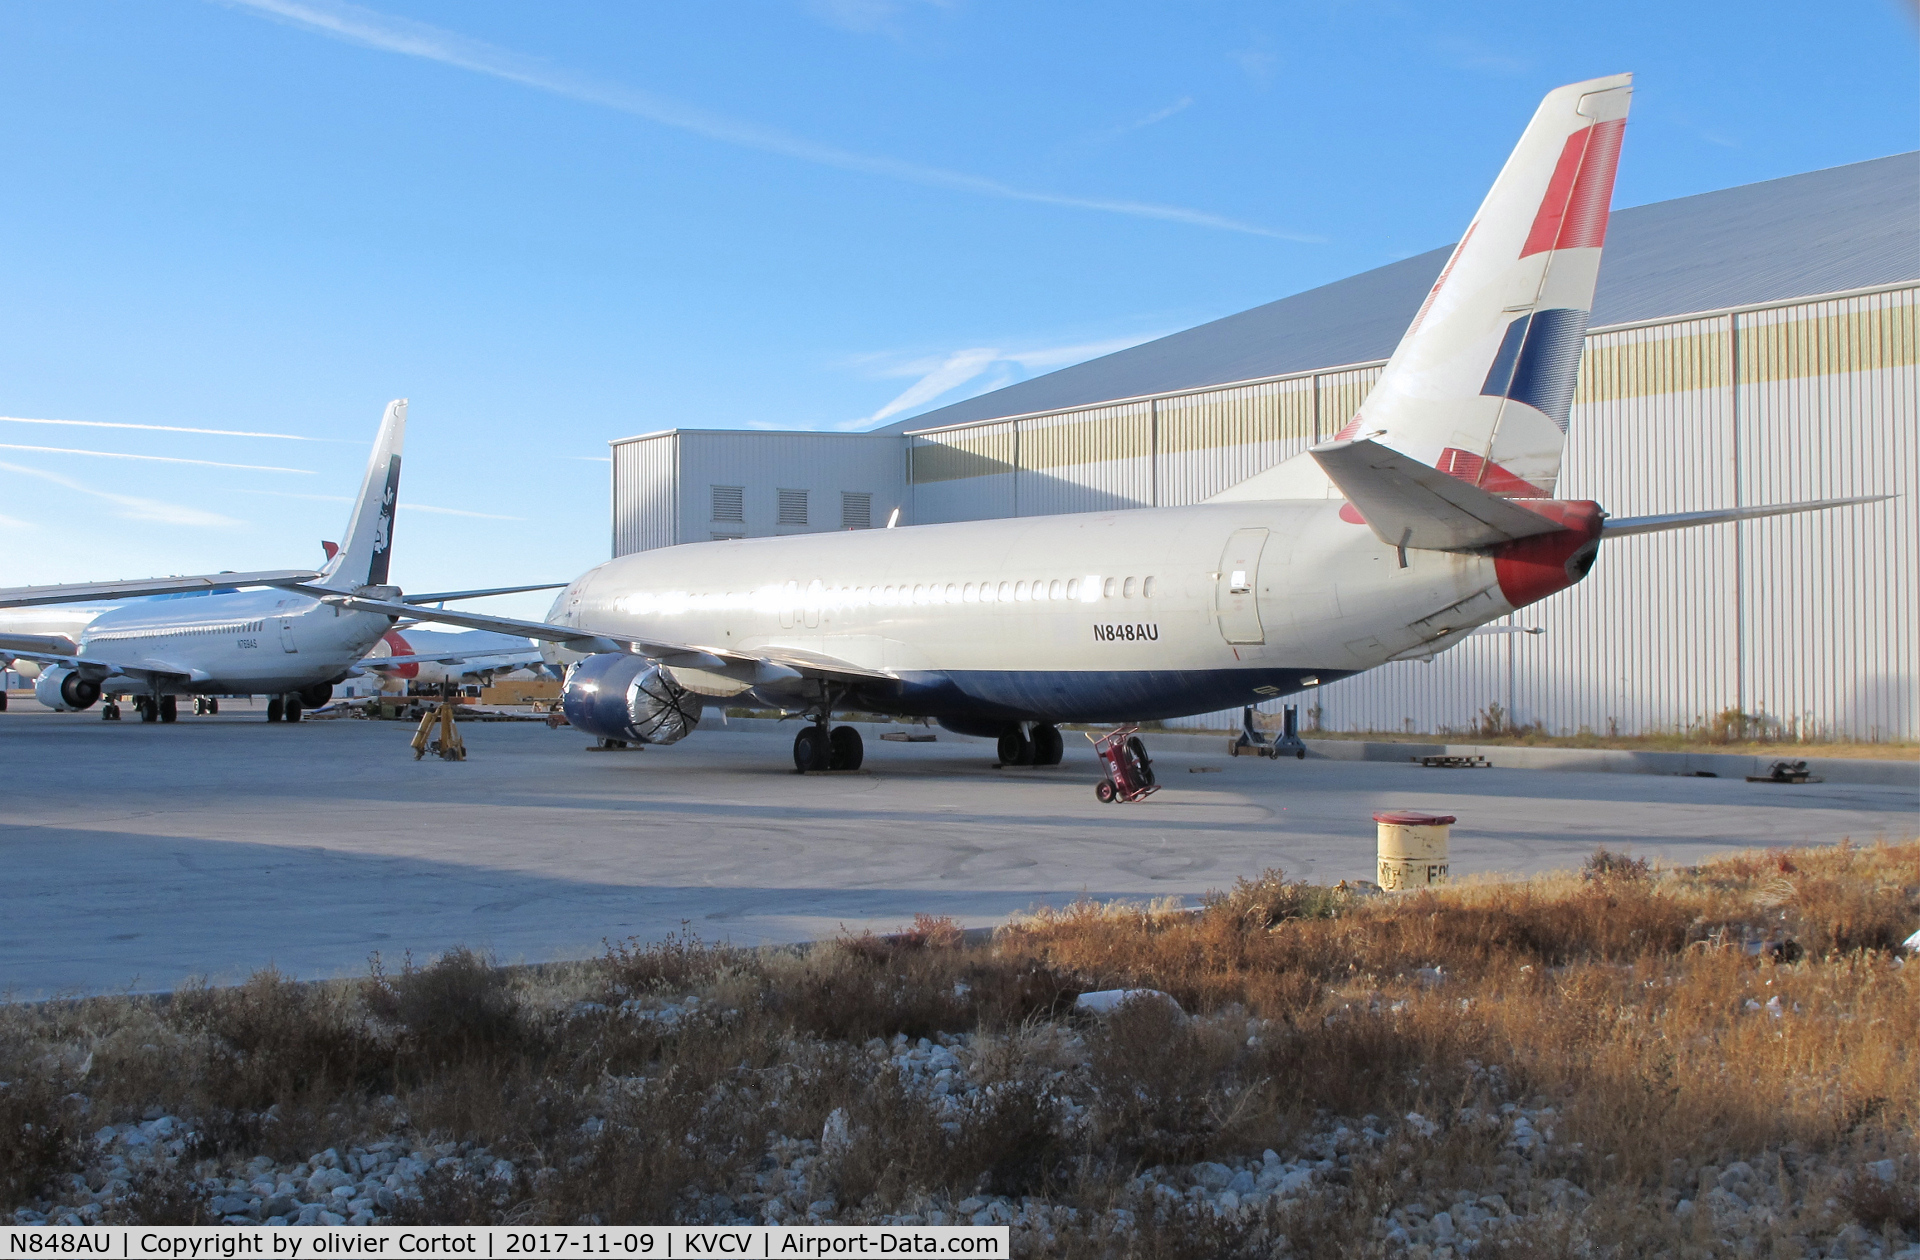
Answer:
[{"left": 14, "top": 1008, "right": 1919, "bottom": 1257}]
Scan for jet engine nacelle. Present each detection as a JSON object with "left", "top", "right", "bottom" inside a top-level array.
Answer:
[
  {"left": 35, "top": 667, "right": 101, "bottom": 712},
  {"left": 561, "top": 653, "right": 701, "bottom": 745}
]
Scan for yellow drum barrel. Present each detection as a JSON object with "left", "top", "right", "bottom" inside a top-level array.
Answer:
[{"left": 1374, "top": 810, "right": 1454, "bottom": 890}]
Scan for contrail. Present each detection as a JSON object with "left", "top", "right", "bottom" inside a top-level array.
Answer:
[
  {"left": 0, "top": 460, "right": 243, "bottom": 528},
  {"left": 0, "top": 415, "right": 330, "bottom": 441},
  {"left": 0, "top": 444, "right": 314, "bottom": 474},
  {"left": 221, "top": 0, "right": 1320, "bottom": 243}
]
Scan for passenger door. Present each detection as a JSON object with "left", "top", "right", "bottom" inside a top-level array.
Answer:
[
  {"left": 1215, "top": 528, "right": 1268, "bottom": 645},
  {"left": 279, "top": 616, "right": 298, "bottom": 653}
]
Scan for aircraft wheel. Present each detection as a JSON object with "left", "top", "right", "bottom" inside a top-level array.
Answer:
[
  {"left": 0, "top": 691, "right": 7, "bottom": 712},
  {"left": 829, "top": 724, "right": 864, "bottom": 771},
  {"left": 266, "top": 697, "right": 284, "bottom": 722},
  {"left": 137, "top": 697, "right": 157, "bottom": 723},
  {"left": 793, "top": 725, "right": 830, "bottom": 773},
  {"left": 159, "top": 695, "right": 177, "bottom": 723},
  {"left": 1124, "top": 735, "right": 1155, "bottom": 788},
  {"left": 208, "top": 698, "right": 219, "bottom": 715},
  {"left": 1095, "top": 779, "right": 1118, "bottom": 804},
  {"left": 284, "top": 698, "right": 304, "bottom": 724},
  {"left": 1031, "top": 724, "right": 1063, "bottom": 766},
  {"left": 996, "top": 727, "right": 1034, "bottom": 767},
  {"left": 1296, "top": 748, "right": 1307, "bottom": 760}
]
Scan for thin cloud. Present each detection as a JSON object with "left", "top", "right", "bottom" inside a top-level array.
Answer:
[
  {"left": 222, "top": 0, "right": 1318, "bottom": 242},
  {"left": 0, "top": 513, "right": 35, "bottom": 529},
  {"left": 236, "top": 489, "right": 523, "bottom": 519},
  {"left": 0, "top": 443, "right": 314, "bottom": 474},
  {"left": 403, "top": 503, "right": 524, "bottom": 521},
  {"left": 0, "top": 415, "right": 335, "bottom": 441},
  {"left": 0, "top": 460, "right": 243, "bottom": 528},
  {"left": 851, "top": 331, "right": 1166, "bottom": 426},
  {"left": 562, "top": 455, "right": 613, "bottom": 463},
  {"left": 1094, "top": 97, "right": 1194, "bottom": 142}
]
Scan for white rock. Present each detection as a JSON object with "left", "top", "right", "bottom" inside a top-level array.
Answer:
[
  {"left": 1866, "top": 1159, "right": 1897, "bottom": 1184},
  {"left": 1074, "top": 989, "right": 1183, "bottom": 1015}
]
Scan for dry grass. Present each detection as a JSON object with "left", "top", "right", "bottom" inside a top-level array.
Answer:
[{"left": 3, "top": 840, "right": 1916, "bottom": 1254}]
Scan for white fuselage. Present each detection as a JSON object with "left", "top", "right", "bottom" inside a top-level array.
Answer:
[
  {"left": 75, "top": 587, "right": 394, "bottom": 697},
  {"left": 542, "top": 499, "right": 1528, "bottom": 724}
]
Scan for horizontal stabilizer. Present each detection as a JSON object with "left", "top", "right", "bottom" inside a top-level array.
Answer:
[
  {"left": 1310, "top": 439, "right": 1570, "bottom": 552},
  {"left": 1603, "top": 496, "right": 1891, "bottom": 537},
  {"left": 0, "top": 569, "right": 322, "bottom": 611}
]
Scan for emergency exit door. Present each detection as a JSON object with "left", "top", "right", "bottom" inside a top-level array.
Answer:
[{"left": 1216, "top": 528, "right": 1268, "bottom": 645}]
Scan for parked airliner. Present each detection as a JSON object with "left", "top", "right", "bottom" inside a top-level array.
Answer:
[
  {"left": 366, "top": 627, "right": 547, "bottom": 689},
  {"left": 285, "top": 76, "right": 1884, "bottom": 773},
  {"left": 0, "top": 401, "right": 559, "bottom": 722}
]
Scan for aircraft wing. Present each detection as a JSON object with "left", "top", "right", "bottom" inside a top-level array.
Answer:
[
  {"left": 1309, "top": 439, "right": 1569, "bottom": 552},
  {"left": 0, "top": 643, "right": 195, "bottom": 683},
  {"left": 290, "top": 587, "right": 895, "bottom": 687},
  {"left": 0, "top": 632, "right": 80, "bottom": 657},
  {"left": 0, "top": 569, "right": 322, "bottom": 611}
]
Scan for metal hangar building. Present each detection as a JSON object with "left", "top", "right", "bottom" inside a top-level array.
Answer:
[{"left": 610, "top": 154, "right": 1918, "bottom": 741}]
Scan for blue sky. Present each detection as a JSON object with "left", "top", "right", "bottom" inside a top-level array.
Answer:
[{"left": 1, "top": 0, "right": 1913, "bottom": 615}]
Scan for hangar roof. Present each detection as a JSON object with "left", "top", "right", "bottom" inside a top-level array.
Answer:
[{"left": 890, "top": 152, "right": 1919, "bottom": 433}]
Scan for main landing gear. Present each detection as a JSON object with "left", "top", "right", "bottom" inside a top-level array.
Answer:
[
  {"left": 791, "top": 687, "right": 864, "bottom": 773},
  {"left": 793, "top": 720, "right": 863, "bottom": 772},
  {"left": 995, "top": 722, "right": 1064, "bottom": 768},
  {"left": 266, "top": 695, "right": 304, "bottom": 723},
  {"left": 133, "top": 695, "right": 178, "bottom": 723}
]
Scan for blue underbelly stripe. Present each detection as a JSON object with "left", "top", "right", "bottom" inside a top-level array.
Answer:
[{"left": 846, "top": 667, "right": 1354, "bottom": 725}]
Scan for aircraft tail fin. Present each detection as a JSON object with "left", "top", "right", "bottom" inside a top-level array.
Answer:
[
  {"left": 1212, "top": 73, "right": 1632, "bottom": 504},
  {"left": 319, "top": 399, "right": 406, "bottom": 591}
]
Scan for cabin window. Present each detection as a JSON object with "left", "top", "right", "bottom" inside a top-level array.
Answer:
[
  {"left": 1103, "top": 577, "right": 1116, "bottom": 598},
  {"left": 1066, "top": 578, "right": 1081, "bottom": 600},
  {"left": 1142, "top": 576, "right": 1155, "bottom": 598},
  {"left": 1123, "top": 577, "right": 1137, "bottom": 598},
  {"left": 1048, "top": 579, "right": 1062, "bottom": 600},
  {"left": 997, "top": 581, "right": 1011, "bottom": 601},
  {"left": 963, "top": 583, "right": 977, "bottom": 602},
  {"left": 944, "top": 583, "right": 958, "bottom": 602}
]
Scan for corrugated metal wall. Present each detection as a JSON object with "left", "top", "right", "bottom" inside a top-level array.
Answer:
[
  {"left": 611, "top": 432, "right": 679, "bottom": 557},
  {"left": 906, "top": 367, "right": 1380, "bottom": 518},
  {"left": 612, "top": 430, "right": 907, "bottom": 555}
]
